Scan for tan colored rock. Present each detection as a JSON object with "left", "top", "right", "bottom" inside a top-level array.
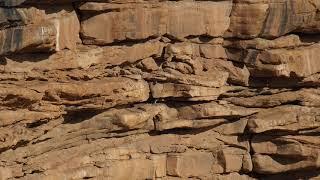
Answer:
[
  {"left": 0, "top": 101, "right": 254, "bottom": 160},
  {"left": 150, "top": 83, "right": 229, "bottom": 101},
  {"left": 224, "top": 35, "right": 303, "bottom": 50},
  {"left": 160, "top": 42, "right": 248, "bottom": 85},
  {"left": 228, "top": 0, "right": 318, "bottom": 38},
  {"left": 227, "top": 2, "right": 269, "bottom": 38},
  {"left": 177, "top": 101, "right": 258, "bottom": 120},
  {"left": 210, "top": 173, "right": 256, "bottom": 180},
  {"left": 0, "top": 6, "right": 80, "bottom": 55},
  {"left": 0, "top": 23, "right": 56, "bottom": 54},
  {"left": 199, "top": 44, "right": 228, "bottom": 59},
  {"left": 0, "top": 167, "right": 12, "bottom": 180},
  {"left": 219, "top": 147, "right": 252, "bottom": 173},
  {"left": 0, "top": 109, "right": 62, "bottom": 127},
  {"left": 0, "top": 40, "right": 163, "bottom": 82},
  {"left": 165, "top": 42, "right": 196, "bottom": 61},
  {"left": 154, "top": 115, "right": 249, "bottom": 135},
  {"left": 224, "top": 88, "right": 320, "bottom": 108},
  {"left": 163, "top": 134, "right": 250, "bottom": 176},
  {"left": 164, "top": 41, "right": 227, "bottom": 61},
  {"left": 0, "top": 117, "right": 64, "bottom": 156},
  {"left": 252, "top": 135, "right": 320, "bottom": 157},
  {"left": 93, "top": 40, "right": 164, "bottom": 66},
  {"left": 247, "top": 105, "right": 320, "bottom": 133},
  {"left": 144, "top": 70, "right": 229, "bottom": 88},
  {"left": 252, "top": 43, "right": 320, "bottom": 78},
  {"left": 199, "top": 58, "right": 250, "bottom": 86},
  {"left": 2, "top": 0, "right": 320, "bottom": 179},
  {"left": 252, "top": 136, "right": 320, "bottom": 174},
  {"left": 151, "top": 154, "right": 167, "bottom": 178},
  {"left": 80, "top": 1, "right": 232, "bottom": 44},
  {"left": 37, "top": 78, "right": 150, "bottom": 110},
  {"left": 229, "top": 43, "right": 320, "bottom": 79},
  {"left": 137, "top": 57, "right": 159, "bottom": 72},
  {"left": 53, "top": 10, "right": 80, "bottom": 51},
  {"left": 20, "top": 159, "right": 155, "bottom": 180},
  {"left": 0, "top": 77, "right": 150, "bottom": 111},
  {"left": 166, "top": 152, "right": 214, "bottom": 178},
  {"left": 0, "top": 124, "right": 249, "bottom": 179}
]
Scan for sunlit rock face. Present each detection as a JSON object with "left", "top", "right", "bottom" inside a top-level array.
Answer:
[{"left": 0, "top": 0, "right": 319, "bottom": 179}]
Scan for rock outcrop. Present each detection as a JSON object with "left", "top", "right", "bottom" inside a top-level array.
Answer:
[{"left": 0, "top": 0, "right": 319, "bottom": 179}]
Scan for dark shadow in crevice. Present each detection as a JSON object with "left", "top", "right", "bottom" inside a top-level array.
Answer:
[
  {"left": 258, "top": 168, "right": 320, "bottom": 180},
  {"left": 26, "top": 120, "right": 49, "bottom": 129},
  {"left": 185, "top": 35, "right": 215, "bottom": 43},
  {"left": 62, "top": 109, "right": 104, "bottom": 124},
  {"left": 81, "top": 35, "right": 160, "bottom": 47},
  {"left": 0, "top": 139, "right": 29, "bottom": 153},
  {"left": 1, "top": 52, "right": 54, "bottom": 63},
  {"left": 293, "top": 32, "right": 320, "bottom": 43},
  {"left": 149, "top": 125, "right": 219, "bottom": 136},
  {"left": 248, "top": 76, "right": 304, "bottom": 88}
]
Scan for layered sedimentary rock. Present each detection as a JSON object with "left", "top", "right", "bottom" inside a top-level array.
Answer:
[
  {"left": 0, "top": 0, "right": 319, "bottom": 180},
  {"left": 80, "top": 1, "right": 232, "bottom": 44},
  {"left": 227, "top": 0, "right": 320, "bottom": 38},
  {"left": 0, "top": 5, "right": 80, "bottom": 55}
]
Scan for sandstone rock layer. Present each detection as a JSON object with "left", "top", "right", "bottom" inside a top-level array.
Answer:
[{"left": 0, "top": 0, "right": 319, "bottom": 179}]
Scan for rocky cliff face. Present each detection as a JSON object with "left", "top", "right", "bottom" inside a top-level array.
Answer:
[{"left": 0, "top": 0, "right": 320, "bottom": 179}]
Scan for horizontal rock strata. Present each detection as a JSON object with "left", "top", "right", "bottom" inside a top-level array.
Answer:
[{"left": 0, "top": 0, "right": 319, "bottom": 180}]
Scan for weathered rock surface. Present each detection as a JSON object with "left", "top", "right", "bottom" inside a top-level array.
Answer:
[
  {"left": 0, "top": 6, "right": 80, "bottom": 54},
  {"left": 0, "top": 0, "right": 320, "bottom": 179},
  {"left": 80, "top": 1, "right": 232, "bottom": 44},
  {"left": 227, "top": 0, "right": 320, "bottom": 38},
  {"left": 252, "top": 135, "right": 320, "bottom": 174}
]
